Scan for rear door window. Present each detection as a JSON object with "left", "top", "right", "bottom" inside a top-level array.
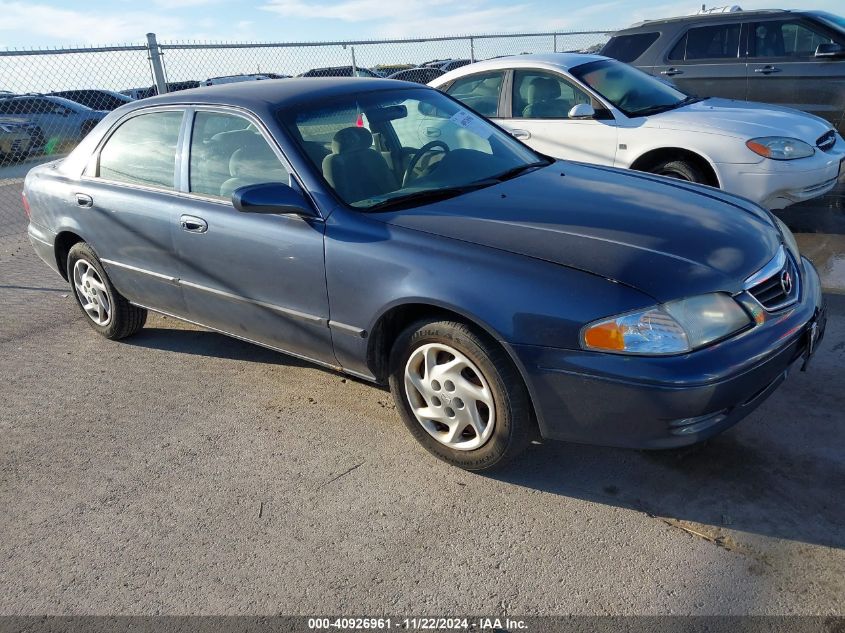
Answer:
[
  {"left": 669, "top": 23, "right": 742, "bottom": 60},
  {"left": 444, "top": 71, "right": 504, "bottom": 117},
  {"left": 98, "top": 110, "right": 183, "bottom": 189},
  {"left": 602, "top": 32, "right": 659, "bottom": 62}
]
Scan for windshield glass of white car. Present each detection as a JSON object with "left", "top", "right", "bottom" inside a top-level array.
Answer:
[
  {"left": 572, "top": 58, "right": 699, "bottom": 117},
  {"left": 280, "top": 88, "right": 545, "bottom": 210}
]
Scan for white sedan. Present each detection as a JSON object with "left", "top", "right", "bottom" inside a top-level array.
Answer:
[{"left": 428, "top": 53, "right": 844, "bottom": 209}]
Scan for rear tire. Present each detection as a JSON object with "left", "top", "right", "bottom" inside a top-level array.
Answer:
[
  {"left": 388, "top": 319, "right": 534, "bottom": 471},
  {"left": 646, "top": 158, "right": 708, "bottom": 184},
  {"left": 66, "top": 242, "right": 147, "bottom": 340}
]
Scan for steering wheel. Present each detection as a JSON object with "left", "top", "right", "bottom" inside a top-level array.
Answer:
[{"left": 403, "top": 140, "right": 450, "bottom": 186}]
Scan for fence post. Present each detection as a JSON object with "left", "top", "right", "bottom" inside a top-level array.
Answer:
[
  {"left": 146, "top": 32, "right": 168, "bottom": 95},
  {"left": 350, "top": 46, "right": 357, "bottom": 75},
  {"left": 553, "top": 33, "right": 557, "bottom": 53},
  {"left": 470, "top": 37, "right": 475, "bottom": 62}
]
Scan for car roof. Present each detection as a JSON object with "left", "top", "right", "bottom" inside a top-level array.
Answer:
[
  {"left": 1, "top": 94, "right": 86, "bottom": 106},
  {"left": 128, "top": 77, "right": 413, "bottom": 110},
  {"left": 436, "top": 53, "right": 607, "bottom": 80},
  {"left": 618, "top": 8, "right": 796, "bottom": 31}
]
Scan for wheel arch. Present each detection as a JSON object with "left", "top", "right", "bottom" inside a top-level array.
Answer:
[
  {"left": 365, "top": 299, "right": 541, "bottom": 427},
  {"left": 365, "top": 300, "right": 530, "bottom": 384},
  {"left": 54, "top": 230, "right": 85, "bottom": 280},
  {"left": 628, "top": 147, "right": 721, "bottom": 188}
]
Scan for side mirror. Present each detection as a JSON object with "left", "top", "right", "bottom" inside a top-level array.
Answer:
[
  {"left": 568, "top": 103, "right": 595, "bottom": 119},
  {"left": 815, "top": 42, "right": 845, "bottom": 58},
  {"left": 232, "top": 182, "right": 318, "bottom": 217}
]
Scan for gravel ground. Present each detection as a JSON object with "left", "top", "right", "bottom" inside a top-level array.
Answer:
[{"left": 0, "top": 186, "right": 844, "bottom": 616}]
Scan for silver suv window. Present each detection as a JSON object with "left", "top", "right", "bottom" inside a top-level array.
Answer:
[
  {"left": 668, "top": 23, "right": 741, "bottom": 60},
  {"left": 750, "top": 20, "right": 836, "bottom": 58}
]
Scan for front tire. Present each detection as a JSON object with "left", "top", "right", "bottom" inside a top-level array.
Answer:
[
  {"left": 388, "top": 319, "right": 534, "bottom": 471},
  {"left": 646, "top": 158, "right": 708, "bottom": 184},
  {"left": 67, "top": 242, "right": 147, "bottom": 340}
]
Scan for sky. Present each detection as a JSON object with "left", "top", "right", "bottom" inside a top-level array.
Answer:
[{"left": 0, "top": 0, "right": 842, "bottom": 48}]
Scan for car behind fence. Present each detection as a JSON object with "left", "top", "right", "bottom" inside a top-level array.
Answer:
[{"left": 0, "top": 29, "right": 612, "bottom": 244}]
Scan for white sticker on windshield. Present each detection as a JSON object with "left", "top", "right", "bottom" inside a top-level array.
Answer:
[{"left": 449, "top": 111, "right": 492, "bottom": 139}]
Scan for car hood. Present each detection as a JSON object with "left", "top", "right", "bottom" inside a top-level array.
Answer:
[
  {"left": 643, "top": 97, "right": 833, "bottom": 143},
  {"left": 373, "top": 162, "right": 781, "bottom": 302}
]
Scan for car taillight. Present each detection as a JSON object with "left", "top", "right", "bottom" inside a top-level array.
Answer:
[{"left": 21, "top": 190, "right": 31, "bottom": 218}]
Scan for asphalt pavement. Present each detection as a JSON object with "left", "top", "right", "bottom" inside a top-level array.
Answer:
[{"left": 0, "top": 164, "right": 843, "bottom": 616}]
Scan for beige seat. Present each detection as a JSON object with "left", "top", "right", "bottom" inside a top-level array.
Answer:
[
  {"left": 322, "top": 127, "right": 397, "bottom": 203},
  {"left": 522, "top": 77, "right": 573, "bottom": 119},
  {"left": 219, "top": 135, "right": 288, "bottom": 198}
]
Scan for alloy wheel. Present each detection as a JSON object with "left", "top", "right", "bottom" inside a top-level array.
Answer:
[
  {"left": 73, "top": 259, "right": 111, "bottom": 326},
  {"left": 404, "top": 342, "right": 496, "bottom": 451}
]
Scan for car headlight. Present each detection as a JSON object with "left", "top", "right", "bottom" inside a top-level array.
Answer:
[
  {"left": 581, "top": 293, "right": 751, "bottom": 355},
  {"left": 773, "top": 215, "right": 800, "bottom": 261},
  {"left": 746, "top": 137, "right": 815, "bottom": 160}
]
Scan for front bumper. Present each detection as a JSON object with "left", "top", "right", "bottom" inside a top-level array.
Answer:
[
  {"left": 513, "top": 257, "right": 826, "bottom": 449},
  {"left": 716, "top": 147, "right": 844, "bottom": 210}
]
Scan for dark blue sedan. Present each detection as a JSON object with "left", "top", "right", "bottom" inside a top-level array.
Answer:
[{"left": 23, "top": 78, "right": 826, "bottom": 470}]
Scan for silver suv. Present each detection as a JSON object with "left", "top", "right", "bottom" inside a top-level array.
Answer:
[{"left": 602, "top": 9, "right": 845, "bottom": 134}]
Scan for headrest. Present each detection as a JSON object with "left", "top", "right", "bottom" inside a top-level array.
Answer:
[
  {"left": 332, "top": 126, "right": 373, "bottom": 154},
  {"left": 526, "top": 77, "right": 561, "bottom": 103},
  {"left": 229, "top": 138, "right": 279, "bottom": 177}
]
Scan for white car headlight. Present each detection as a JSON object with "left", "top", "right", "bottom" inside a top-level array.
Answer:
[
  {"left": 774, "top": 215, "right": 800, "bottom": 261},
  {"left": 746, "top": 137, "right": 815, "bottom": 160},
  {"left": 581, "top": 293, "right": 751, "bottom": 355}
]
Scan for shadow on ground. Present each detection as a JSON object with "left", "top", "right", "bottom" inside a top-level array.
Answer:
[
  {"left": 123, "top": 303, "right": 845, "bottom": 551},
  {"left": 125, "top": 327, "right": 310, "bottom": 366}
]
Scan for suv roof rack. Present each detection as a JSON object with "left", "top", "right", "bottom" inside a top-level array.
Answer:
[
  {"left": 627, "top": 7, "right": 789, "bottom": 28},
  {"left": 697, "top": 5, "right": 743, "bottom": 14}
]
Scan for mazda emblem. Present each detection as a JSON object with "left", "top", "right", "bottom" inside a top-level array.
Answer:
[{"left": 780, "top": 269, "right": 793, "bottom": 295}]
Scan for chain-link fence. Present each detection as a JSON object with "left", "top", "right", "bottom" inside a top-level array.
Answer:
[{"left": 0, "top": 30, "right": 612, "bottom": 245}]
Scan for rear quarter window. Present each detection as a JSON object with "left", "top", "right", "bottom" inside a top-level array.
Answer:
[{"left": 601, "top": 32, "right": 659, "bottom": 63}]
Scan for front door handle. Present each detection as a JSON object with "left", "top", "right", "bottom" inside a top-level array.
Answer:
[
  {"left": 754, "top": 65, "right": 782, "bottom": 74},
  {"left": 510, "top": 129, "right": 531, "bottom": 140},
  {"left": 180, "top": 215, "right": 208, "bottom": 234},
  {"left": 660, "top": 67, "right": 684, "bottom": 76},
  {"left": 75, "top": 193, "right": 93, "bottom": 208}
]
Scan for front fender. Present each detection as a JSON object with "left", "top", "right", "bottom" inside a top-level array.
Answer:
[{"left": 324, "top": 207, "right": 654, "bottom": 378}]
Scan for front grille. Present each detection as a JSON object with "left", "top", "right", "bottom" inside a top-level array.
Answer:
[
  {"left": 817, "top": 130, "right": 836, "bottom": 152},
  {"left": 746, "top": 250, "right": 800, "bottom": 311}
]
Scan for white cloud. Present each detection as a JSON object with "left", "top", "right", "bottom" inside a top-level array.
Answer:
[
  {"left": 0, "top": 1, "right": 185, "bottom": 44},
  {"left": 261, "top": 0, "right": 533, "bottom": 37},
  {"left": 151, "top": 0, "right": 224, "bottom": 7}
]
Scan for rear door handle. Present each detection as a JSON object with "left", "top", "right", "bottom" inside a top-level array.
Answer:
[
  {"left": 75, "top": 193, "right": 93, "bottom": 208},
  {"left": 754, "top": 65, "right": 782, "bottom": 74},
  {"left": 510, "top": 129, "right": 531, "bottom": 140},
  {"left": 660, "top": 67, "right": 684, "bottom": 76},
  {"left": 180, "top": 215, "right": 208, "bottom": 234}
]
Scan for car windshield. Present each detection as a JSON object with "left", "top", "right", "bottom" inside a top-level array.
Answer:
[
  {"left": 571, "top": 58, "right": 697, "bottom": 117},
  {"left": 279, "top": 87, "right": 546, "bottom": 210},
  {"left": 814, "top": 11, "right": 845, "bottom": 33}
]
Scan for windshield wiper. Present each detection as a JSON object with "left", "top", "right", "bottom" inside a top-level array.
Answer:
[
  {"left": 489, "top": 160, "right": 550, "bottom": 182},
  {"left": 365, "top": 181, "right": 498, "bottom": 212},
  {"left": 631, "top": 95, "right": 703, "bottom": 117},
  {"left": 363, "top": 160, "right": 550, "bottom": 212}
]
